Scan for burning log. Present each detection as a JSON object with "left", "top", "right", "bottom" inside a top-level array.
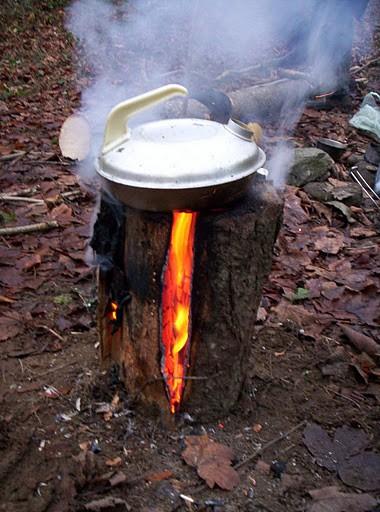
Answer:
[{"left": 93, "top": 183, "right": 282, "bottom": 420}]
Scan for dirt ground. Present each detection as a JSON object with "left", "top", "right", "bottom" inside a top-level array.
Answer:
[{"left": 1, "top": 1, "right": 380, "bottom": 511}]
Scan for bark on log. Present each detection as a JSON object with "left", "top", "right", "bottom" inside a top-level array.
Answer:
[
  {"left": 184, "top": 185, "right": 282, "bottom": 418},
  {"left": 94, "top": 183, "right": 283, "bottom": 421}
]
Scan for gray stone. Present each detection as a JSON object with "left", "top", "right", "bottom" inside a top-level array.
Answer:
[
  {"left": 304, "top": 181, "right": 362, "bottom": 206},
  {"left": 331, "top": 182, "right": 362, "bottom": 206},
  {"left": 303, "top": 182, "right": 334, "bottom": 202},
  {"left": 287, "top": 148, "right": 334, "bottom": 187}
]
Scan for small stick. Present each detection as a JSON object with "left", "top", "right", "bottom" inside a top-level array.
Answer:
[
  {"left": 28, "top": 160, "right": 70, "bottom": 166},
  {"left": 0, "top": 187, "right": 39, "bottom": 198},
  {"left": 0, "top": 236, "right": 11, "bottom": 248},
  {"left": 61, "top": 190, "right": 82, "bottom": 199},
  {"left": 0, "top": 151, "right": 26, "bottom": 162},
  {"left": 39, "top": 325, "right": 65, "bottom": 343},
  {"left": 0, "top": 195, "right": 45, "bottom": 204},
  {"left": 234, "top": 420, "right": 306, "bottom": 470},
  {"left": 328, "top": 387, "right": 362, "bottom": 409},
  {"left": 0, "top": 221, "right": 59, "bottom": 236},
  {"left": 351, "top": 55, "right": 380, "bottom": 74},
  {"left": 28, "top": 361, "right": 74, "bottom": 377}
]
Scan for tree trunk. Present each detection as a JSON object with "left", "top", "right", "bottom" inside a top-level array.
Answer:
[{"left": 94, "top": 184, "right": 282, "bottom": 421}]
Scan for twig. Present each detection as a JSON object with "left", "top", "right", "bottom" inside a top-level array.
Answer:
[
  {"left": 28, "top": 361, "right": 74, "bottom": 378},
  {"left": 213, "top": 50, "right": 295, "bottom": 83},
  {"left": 61, "top": 190, "right": 82, "bottom": 200},
  {"left": 7, "top": 343, "right": 50, "bottom": 359},
  {"left": 214, "top": 63, "right": 262, "bottom": 82},
  {"left": 351, "top": 55, "right": 380, "bottom": 74},
  {"left": 233, "top": 420, "right": 306, "bottom": 470},
  {"left": 0, "top": 236, "right": 11, "bottom": 248},
  {"left": 0, "top": 195, "right": 45, "bottom": 204},
  {"left": 130, "top": 373, "right": 221, "bottom": 404},
  {"left": 158, "top": 68, "right": 183, "bottom": 79},
  {"left": 0, "top": 221, "right": 59, "bottom": 236},
  {"left": 39, "top": 325, "right": 65, "bottom": 343},
  {"left": 278, "top": 68, "right": 313, "bottom": 85},
  {"left": 329, "top": 388, "right": 362, "bottom": 409},
  {"left": 0, "top": 151, "right": 26, "bottom": 161},
  {"left": 28, "top": 160, "right": 70, "bottom": 166},
  {"left": 0, "top": 187, "right": 39, "bottom": 197}
]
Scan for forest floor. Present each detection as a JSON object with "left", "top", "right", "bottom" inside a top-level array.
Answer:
[{"left": 0, "top": 1, "right": 380, "bottom": 511}]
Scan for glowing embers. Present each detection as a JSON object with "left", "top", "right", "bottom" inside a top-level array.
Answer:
[
  {"left": 161, "top": 211, "right": 198, "bottom": 414},
  {"left": 108, "top": 300, "right": 118, "bottom": 322}
]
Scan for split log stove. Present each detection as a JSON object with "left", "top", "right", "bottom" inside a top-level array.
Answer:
[{"left": 91, "top": 84, "right": 282, "bottom": 420}]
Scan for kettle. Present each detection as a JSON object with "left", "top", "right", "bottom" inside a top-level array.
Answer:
[{"left": 96, "top": 84, "right": 267, "bottom": 212}]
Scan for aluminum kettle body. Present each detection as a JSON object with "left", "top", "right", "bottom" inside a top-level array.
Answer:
[{"left": 96, "top": 84, "right": 267, "bottom": 212}]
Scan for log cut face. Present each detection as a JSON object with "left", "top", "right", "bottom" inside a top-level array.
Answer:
[{"left": 183, "top": 185, "right": 283, "bottom": 418}]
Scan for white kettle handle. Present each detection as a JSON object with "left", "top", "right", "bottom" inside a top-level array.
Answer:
[{"left": 102, "top": 84, "right": 188, "bottom": 154}]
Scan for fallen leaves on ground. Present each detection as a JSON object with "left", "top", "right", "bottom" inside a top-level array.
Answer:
[
  {"left": 338, "top": 452, "right": 380, "bottom": 492},
  {"left": 182, "top": 434, "right": 239, "bottom": 490},
  {"left": 303, "top": 423, "right": 380, "bottom": 491},
  {"left": 308, "top": 486, "right": 377, "bottom": 512},
  {"left": 0, "top": 312, "right": 23, "bottom": 341},
  {"left": 265, "top": 184, "right": 380, "bottom": 341}
]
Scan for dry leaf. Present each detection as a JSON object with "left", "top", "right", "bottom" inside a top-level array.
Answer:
[
  {"left": 308, "top": 486, "right": 376, "bottom": 512},
  {"left": 198, "top": 459, "right": 239, "bottom": 490},
  {"left": 338, "top": 452, "right": 380, "bottom": 491},
  {"left": 350, "top": 226, "right": 377, "bottom": 238},
  {"left": 0, "top": 315, "right": 22, "bottom": 341},
  {"left": 182, "top": 435, "right": 234, "bottom": 467},
  {"left": 182, "top": 435, "right": 239, "bottom": 490},
  {"left": 303, "top": 423, "right": 369, "bottom": 473},
  {"left": 105, "top": 456, "right": 122, "bottom": 467},
  {"left": 314, "top": 229, "right": 345, "bottom": 255}
]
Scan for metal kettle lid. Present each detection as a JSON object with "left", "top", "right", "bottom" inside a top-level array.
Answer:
[{"left": 96, "top": 85, "right": 266, "bottom": 191}]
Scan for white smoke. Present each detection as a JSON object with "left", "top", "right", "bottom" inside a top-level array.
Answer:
[{"left": 67, "top": 0, "right": 373, "bottom": 186}]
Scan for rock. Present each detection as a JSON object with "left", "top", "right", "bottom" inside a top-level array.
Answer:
[
  {"left": 287, "top": 148, "right": 334, "bottom": 187},
  {"left": 330, "top": 182, "right": 362, "bottom": 206},
  {"left": 304, "top": 182, "right": 334, "bottom": 202},
  {"left": 364, "top": 143, "right": 380, "bottom": 166},
  {"left": 357, "top": 159, "right": 378, "bottom": 173},
  {"left": 304, "top": 181, "right": 362, "bottom": 206}
]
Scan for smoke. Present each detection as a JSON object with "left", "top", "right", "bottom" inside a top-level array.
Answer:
[{"left": 66, "top": 0, "right": 372, "bottom": 186}]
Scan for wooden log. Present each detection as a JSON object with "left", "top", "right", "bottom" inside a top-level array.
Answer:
[
  {"left": 178, "top": 79, "right": 313, "bottom": 124},
  {"left": 229, "top": 79, "right": 313, "bottom": 123},
  {"left": 184, "top": 185, "right": 282, "bottom": 418},
  {"left": 94, "top": 183, "right": 282, "bottom": 420}
]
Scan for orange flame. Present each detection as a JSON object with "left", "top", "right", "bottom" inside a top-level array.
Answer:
[
  {"left": 161, "top": 211, "right": 198, "bottom": 414},
  {"left": 109, "top": 301, "right": 118, "bottom": 321}
]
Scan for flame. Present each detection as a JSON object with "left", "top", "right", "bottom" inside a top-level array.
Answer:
[
  {"left": 161, "top": 211, "right": 198, "bottom": 414},
  {"left": 109, "top": 301, "right": 118, "bottom": 321}
]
